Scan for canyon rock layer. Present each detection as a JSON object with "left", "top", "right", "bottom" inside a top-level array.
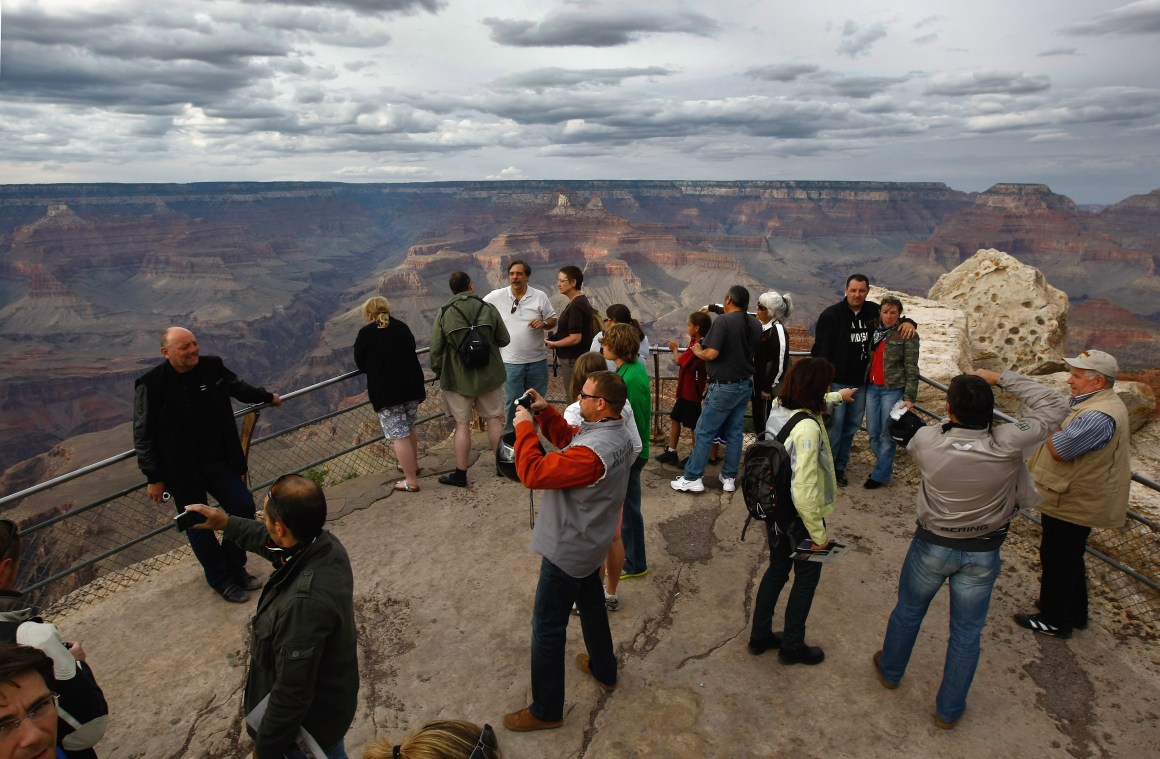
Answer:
[{"left": 2, "top": 180, "right": 1158, "bottom": 474}]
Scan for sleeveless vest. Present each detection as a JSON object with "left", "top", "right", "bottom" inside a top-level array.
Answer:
[
  {"left": 530, "top": 417, "right": 634, "bottom": 578},
  {"left": 1028, "top": 389, "right": 1131, "bottom": 529}
]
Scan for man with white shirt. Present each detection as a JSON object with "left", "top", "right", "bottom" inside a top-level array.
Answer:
[{"left": 483, "top": 260, "right": 558, "bottom": 433}]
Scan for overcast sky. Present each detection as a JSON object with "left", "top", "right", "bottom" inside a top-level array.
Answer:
[{"left": 2, "top": 0, "right": 1158, "bottom": 203}]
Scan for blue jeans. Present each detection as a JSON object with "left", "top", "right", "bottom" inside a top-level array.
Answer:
[
  {"left": 684, "top": 380, "right": 751, "bottom": 480},
  {"left": 825, "top": 382, "right": 867, "bottom": 472},
  {"left": 529, "top": 558, "right": 616, "bottom": 722},
  {"left": 621, "top": 457, "right": 647, "bottom": 575},
  {"left": 169, "top": 461, "right": 255, "bottom": 591},
  {"left": 878, "top": 537, "right": 1002, "bottom": 723},
  {"left": 865, "top": 385, "right": 903, "bottom": 484},
  {"left": 503, "top": 360, "right": 550, "bottom": 433}
]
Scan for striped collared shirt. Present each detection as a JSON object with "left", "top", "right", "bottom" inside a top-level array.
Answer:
[{"left": 1051, "top": 390, "right": 1116, "bottom": 461}]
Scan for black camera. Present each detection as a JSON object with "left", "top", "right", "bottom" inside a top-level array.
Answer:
[{"left": 515, "top": 392, "right": 533, "bottom": 410}]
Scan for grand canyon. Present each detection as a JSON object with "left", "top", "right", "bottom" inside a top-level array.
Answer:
[{"left": 2, "top": 180, "right": 1159, "bottom": 477}]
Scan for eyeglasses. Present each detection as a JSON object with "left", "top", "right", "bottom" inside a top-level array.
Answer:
[
  {"left": 393, "top": 724, "right": 496, "bottom": 759},
  {"left": 578, "top": 391, "right": 605, "bottom": 401},
  {"left": 0, "top": 693, "right": 59, "bottom": 739}
]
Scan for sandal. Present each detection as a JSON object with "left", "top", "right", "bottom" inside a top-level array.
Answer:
[{"left": 393, "top": 480, "right": 420, "bottom": 492}]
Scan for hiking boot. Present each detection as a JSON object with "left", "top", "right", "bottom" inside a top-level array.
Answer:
[
  {"left": 778, "top": 644, "right": 825, "bottom": 665},
  {"left": 863, "top": 478, "right": 885, "bottom": 490},
  {"left": 872, "top": 651, "right": 898, "bottom": 689},
  {"left": 1014, "top": 612, "right": 1071, "bottom": 639},
  {"left": 747, "top": 631, "right": 782, "bottom": 655},
  {"left": 502, "top": 707, "right": 562, "bottom": 732},
  {"left": 671, "top": 476, "right": 704, "bottom": 493},
  {"left": 719, "top": 475, "right": 736, "bottom": 492},
  {"left": 576, "top": 654, "right": 617, "bottom": 691},
  {"left": 654, "top": 449, "right": 679, "bottom": 465},
  {"left": 835, "top": 469, "right": 848, "bottom": 487},
  {"left": 438, "top": 470, "right": 468, "bottom": 488}
]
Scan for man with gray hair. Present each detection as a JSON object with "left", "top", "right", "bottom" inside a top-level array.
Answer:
[{"left": 1018, "top": 350, "right": 1132, "bottom": 638}]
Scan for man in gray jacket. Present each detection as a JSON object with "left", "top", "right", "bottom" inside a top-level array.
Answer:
[{"left": 873, "top": 369, "right": 1067, "bottom": 730}]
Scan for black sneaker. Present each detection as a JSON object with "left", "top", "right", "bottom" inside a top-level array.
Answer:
[
  {"left": 779, "top": 644, "right": 825, "bottom": 665},
  {"left": 235, "top": 571, "right": 262, "bottom": 591},
  {"left": 1013, "top": 612, "right": 1071, "bottom": 639},
  {"left": 218, "top": 584, "right": 250, "bottom": 603},
  {"left": 863, "top": 478, "right": 884, "bottom": 490},
  {"left": 835, "top": 470, "right": 848, "bottom": 487},
  {"left": 747, "top": 631, "right": 782, "bottom": 655},
  {"left": 654, "top": 449, "right": 679, "bottom": 465},
  {"left": 438, "top": 471, "right": 468, "bottom": 488}
]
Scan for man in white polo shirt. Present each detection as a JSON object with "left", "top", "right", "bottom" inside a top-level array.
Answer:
[{"left": 484, "top": 259, "right": 558, "bottom": 433}]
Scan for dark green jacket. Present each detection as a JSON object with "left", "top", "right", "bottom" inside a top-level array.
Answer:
[
  {"left": 224, "top": 518, "right": 358, "bottom": 758},
  {"left": 882, "top": 329, "right": 921, "bottom": 402}
]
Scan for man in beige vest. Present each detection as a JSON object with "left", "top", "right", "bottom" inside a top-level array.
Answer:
[{"left": 1018, "top": 350, "right": 1131, "bottom": 638}]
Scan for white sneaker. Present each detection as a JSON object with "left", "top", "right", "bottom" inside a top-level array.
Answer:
[
  {"left": 671, "top": 476, "right": 705, "bottom": 493},
  {"left": 719, "top": 475, "right": 736, "bottom": 492}
]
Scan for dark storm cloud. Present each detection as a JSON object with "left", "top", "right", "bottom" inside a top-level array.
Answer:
[
  {"left": 925, "top": 71, "right": 1051, "bottom": 96},
  {"left": 744, "top": 63, "right": 820, "bottom": 82},
  {"left": 828, "top": 75, "right": 910, "bottom": 98},
  {"left": 1061, "top": 1, "right": 1160, "bottom": 36},
  {"left": 494, "top": 67, "right": 674, "bottom": 90},
  {"left": 963, "top": 86, "right": 1160, "bottom": 132},
  {"left": 483, "top": 11, "right": 721, "bottom": 47},
  {"left": 836, "top": 21, "right": 887, "bottom": 58},
  {"left": 250, "top": 0, "right": 445, "bottom": 13}
]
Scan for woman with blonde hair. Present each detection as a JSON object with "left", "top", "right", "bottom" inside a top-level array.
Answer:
[
  {"left": 364, "top": 720, "right": 501, "bottom": 759},
  {"left": 354, "top": 296, "right": 427, "bottom": 492}
]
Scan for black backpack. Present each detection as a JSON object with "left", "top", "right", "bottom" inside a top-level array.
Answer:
[
  {"left": 739, "top": 411, "right": 816, "bottom": 540},
  {"left": 446, "top": 299, "right": 491, "bottom": 369}
]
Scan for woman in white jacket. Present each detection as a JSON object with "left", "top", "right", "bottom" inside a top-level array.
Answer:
[{"left": 748, "top": 357, "right": 854, "bottom": 666}]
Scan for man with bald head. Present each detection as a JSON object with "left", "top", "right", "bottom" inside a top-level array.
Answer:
[{"left": 133, "top": 327, "right": 281, "bottom": 603}]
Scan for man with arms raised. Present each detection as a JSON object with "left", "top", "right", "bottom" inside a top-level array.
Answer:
[
  {"left": 503, "top": 371, "right": 634, "bottom": 732},
  {"left": 186, "top": 474, "right": 357, "bottom": 759},
  {"left": 874, "top": 369, "right": 1066, "bottom": 729},
  {"left": 1018, "top": 350, "right": 1132, "bottom": 638},
  {"left": 133, "top": 327, "right": 281, "bottom": 603},
  {"left": 483, "top": 259, "right": 558, "bottom": 434},
  {"left": 0, "top": 643, "right": 58, "bottom": 759}
]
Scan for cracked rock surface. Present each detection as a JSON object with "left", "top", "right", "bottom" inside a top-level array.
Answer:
[{"left": 52, "top": 433, "right": 1160, "bottom": 758}]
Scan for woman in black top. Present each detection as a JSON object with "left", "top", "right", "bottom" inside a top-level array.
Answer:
[{"left": 354, "top": 296, "right": 427, "bottom": 491}]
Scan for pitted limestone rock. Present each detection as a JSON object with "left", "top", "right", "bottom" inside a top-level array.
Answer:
[{"left": 927, "top": 248, "right": 1068, "bottom": 374}]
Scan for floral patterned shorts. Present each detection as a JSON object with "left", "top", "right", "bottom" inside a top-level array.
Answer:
[{"left": 377, "top": 400, "right": 420, "bottom": 440}]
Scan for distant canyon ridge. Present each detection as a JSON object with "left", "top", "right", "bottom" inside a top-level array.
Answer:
[{"left": 1, "top": 179, "right": 1158, "bottom": 476}]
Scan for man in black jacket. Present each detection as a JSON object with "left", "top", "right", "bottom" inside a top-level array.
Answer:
[
  {"left": 186, "top": 475, "right": 358, "bottom": 759},
  {"left": 811, "top": 275, "right": 914, "bottom": 486},
  {"left": 133, "top": 327, "right": 280, "bottom": 603}
]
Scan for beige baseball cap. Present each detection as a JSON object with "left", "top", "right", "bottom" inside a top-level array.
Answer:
[{"left": 1064, "top": 350, "right": 1118, "bottom": 379}]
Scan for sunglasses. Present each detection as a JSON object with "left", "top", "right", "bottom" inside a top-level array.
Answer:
[{"left": 578, "top": 391, "right": 605, "bottom": 401}]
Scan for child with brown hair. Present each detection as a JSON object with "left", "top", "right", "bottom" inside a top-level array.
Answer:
[{"left": 655, "top": 311, "right": 712, "bottom": 465}]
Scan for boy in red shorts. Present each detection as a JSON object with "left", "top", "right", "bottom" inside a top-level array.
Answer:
[{"left": 655, "top": 311, "right": 712, "bottom": 465}]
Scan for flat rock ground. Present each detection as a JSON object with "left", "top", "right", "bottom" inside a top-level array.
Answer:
[{"left": 54, "top": 432, "right": 1160, "bottom": 759}]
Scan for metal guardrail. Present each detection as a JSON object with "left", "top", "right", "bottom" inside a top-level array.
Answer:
[{"left": 3, "top": 348, "right": 1158, "bottom": 630}]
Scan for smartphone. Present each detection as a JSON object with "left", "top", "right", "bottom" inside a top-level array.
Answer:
[{"left": 173, "top": 509, "right": 207, "bottom": 532}]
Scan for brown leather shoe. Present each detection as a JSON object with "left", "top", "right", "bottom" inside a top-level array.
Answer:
[
  {"left": 503, "top": 707, "right": 562, "bottom": 732},
  {"left": 575, "top": 654, "right": 617, "bottom": 691},
  {"left": 872, "top": 651, "right": 898, "bottom": 690}
]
